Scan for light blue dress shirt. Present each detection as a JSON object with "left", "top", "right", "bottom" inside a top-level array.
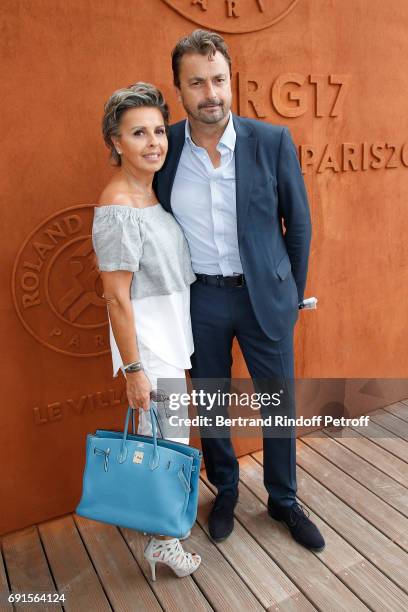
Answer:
[{"left": 170, "top": 112, "right": 243, "bottom": 276}]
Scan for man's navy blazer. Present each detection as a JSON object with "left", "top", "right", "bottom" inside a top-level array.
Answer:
[{"left": 154, "top": 114, "right": 312, "bottom": 342}]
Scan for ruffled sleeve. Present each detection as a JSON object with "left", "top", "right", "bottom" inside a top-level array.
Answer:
[{"left": 92, "top": 205, "right": 145, "bottom": 272}]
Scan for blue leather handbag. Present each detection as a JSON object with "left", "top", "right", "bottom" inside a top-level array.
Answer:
[{"left": 76, "top": 402, "right": 202, "bottom": 538}]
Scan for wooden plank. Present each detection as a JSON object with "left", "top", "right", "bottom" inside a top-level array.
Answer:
[
  {"left": 169, "top": 523, "right": 265, "bottom": 611},
  {"left": 238, "top": 455, "right": 408, "bottom": 610},
  {"left": 336, "top": 559, "right": 408, "bottom": 612},
  {"left": 121, "top": 525, "right": 213, "bottom": 612},
  {"left": 2, "top": 526, "right": 62, "bottom": 612},
  {"left": 196, "top": 479, "right": 316, "bottom": 611},
  {"left": 322, "top": 426, "right": 408, "bottom": 488},
  {"left": 294, "top": 440, "right": 408, "bottom": 550},
  {"left": 266, "top": 593, "right": 316, "bottom": 612},
  {"left": 203, "top": 468, "right": 369, "bottom": 611},
  {"left": 382, "top": 401, "right": 408, "bottom": 423},
  {"left": 252, "top": 450, "right": 408, "bottom": 594},
  {"left": 78, "top": 513, "right": 263, "bottom": 611},
  {"left": 74, "top": 515, "right": 161, "bottom": 612},
  {"left": 349, "top": 419, "right": 408, "bottom": 463},
  {"left": 38, "top": 515, "right": 111, "bottom": 612},
  {"left": 301, "top": 430, "right": 408, "bottom": 516},
  {"left": 0, "top": 548, "right": 12, "bottom": 611},
  {"left": 370, "top": 409, "right": 408, "bottom": 440}
]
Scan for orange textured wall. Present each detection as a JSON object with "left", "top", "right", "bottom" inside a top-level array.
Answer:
[{"left": 1, "top": 0, "right": 408, "bottom": 535}]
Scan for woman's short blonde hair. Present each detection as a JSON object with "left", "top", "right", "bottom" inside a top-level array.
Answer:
[{"left": 102, "top": 82, "right": 169, "bottom": 166}]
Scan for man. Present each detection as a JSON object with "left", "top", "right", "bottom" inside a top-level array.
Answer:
[{"left": 155, "top": 30, "right": 325, "bottom": 551}]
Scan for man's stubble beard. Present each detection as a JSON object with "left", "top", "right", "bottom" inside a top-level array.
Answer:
[{"left": 182, "top": 98, "right": 231, "bottom": 126}]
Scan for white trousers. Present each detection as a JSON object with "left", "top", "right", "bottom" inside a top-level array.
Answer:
[{"left": 137, "top": 342, "right": 190, "bottom": 445}]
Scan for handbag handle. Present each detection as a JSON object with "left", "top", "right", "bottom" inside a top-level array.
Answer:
[
  {"left": 130, "top": 399, "right": 164, "bottom": 439},
  {"left": 118, "top": 402, "right": 160, "bottom": 470}
]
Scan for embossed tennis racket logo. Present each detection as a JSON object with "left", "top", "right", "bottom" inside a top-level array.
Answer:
[
  {"left": 162, "top": 0, "right": 300, "bottom": 34},
  {"left": 12, "top": 205, "right": 110, "bottom": 357}
]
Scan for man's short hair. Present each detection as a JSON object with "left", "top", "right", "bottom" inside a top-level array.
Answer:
[{"left": 172, "top": 29, "right": 232, "bottom": 88}]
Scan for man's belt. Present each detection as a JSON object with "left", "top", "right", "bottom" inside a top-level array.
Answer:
[{"left": 195, "top": 273, "right": 246, "bottom": 287}]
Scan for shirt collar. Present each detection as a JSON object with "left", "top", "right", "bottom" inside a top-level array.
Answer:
[{"left": 185, "top": 112, "right": 236, "bottom": 152}]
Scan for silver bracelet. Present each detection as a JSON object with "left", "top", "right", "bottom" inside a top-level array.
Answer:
[{"left": 123, "top": 361, "right": 143, "bottom": 373}]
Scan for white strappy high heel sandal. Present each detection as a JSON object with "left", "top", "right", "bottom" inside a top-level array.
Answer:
[
  {"left": 143, "top": 530, "right": 190, "bottom": 540},
  {"left": 143, "top": 537, "right": 201, "bottom": 581}
]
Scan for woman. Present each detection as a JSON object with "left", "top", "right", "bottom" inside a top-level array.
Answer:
[{"left": 92, "top": 82, "right": 200, "bottom": 580}]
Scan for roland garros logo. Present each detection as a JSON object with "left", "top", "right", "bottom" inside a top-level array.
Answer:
[
  {"left": 162, "top": 0, "right": 300, "bottom": 34},
  {"left": 12, "top": 205, "right": 110, "bottom": 357}
]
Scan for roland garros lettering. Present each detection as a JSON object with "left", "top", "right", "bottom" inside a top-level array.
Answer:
[
  {"left": 12, "top": 205, "right": 108, "bottom": 357},
  {"left": 21, "top": 215, "right": 82, "bottom": 309}
]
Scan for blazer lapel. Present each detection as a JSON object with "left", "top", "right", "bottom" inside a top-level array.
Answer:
[
  {"left": 159, "top": 120, "right": 185, "bottom": 213},
  {"left": 233, "top": 115, "right": 257, "bottom": 241}
]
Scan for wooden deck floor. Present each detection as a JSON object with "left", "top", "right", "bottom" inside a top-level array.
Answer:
[{"left": 2, "top": 400, "right": 408, "bottom": 611}]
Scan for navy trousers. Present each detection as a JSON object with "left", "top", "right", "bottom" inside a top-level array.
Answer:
[{"left": 190, "top": 280, "right": 297, "bottom": 509}]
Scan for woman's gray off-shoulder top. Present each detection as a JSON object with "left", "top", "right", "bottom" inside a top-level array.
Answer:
[{"left": 92, "top": 204, "right": 196, "bottom": 299}]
